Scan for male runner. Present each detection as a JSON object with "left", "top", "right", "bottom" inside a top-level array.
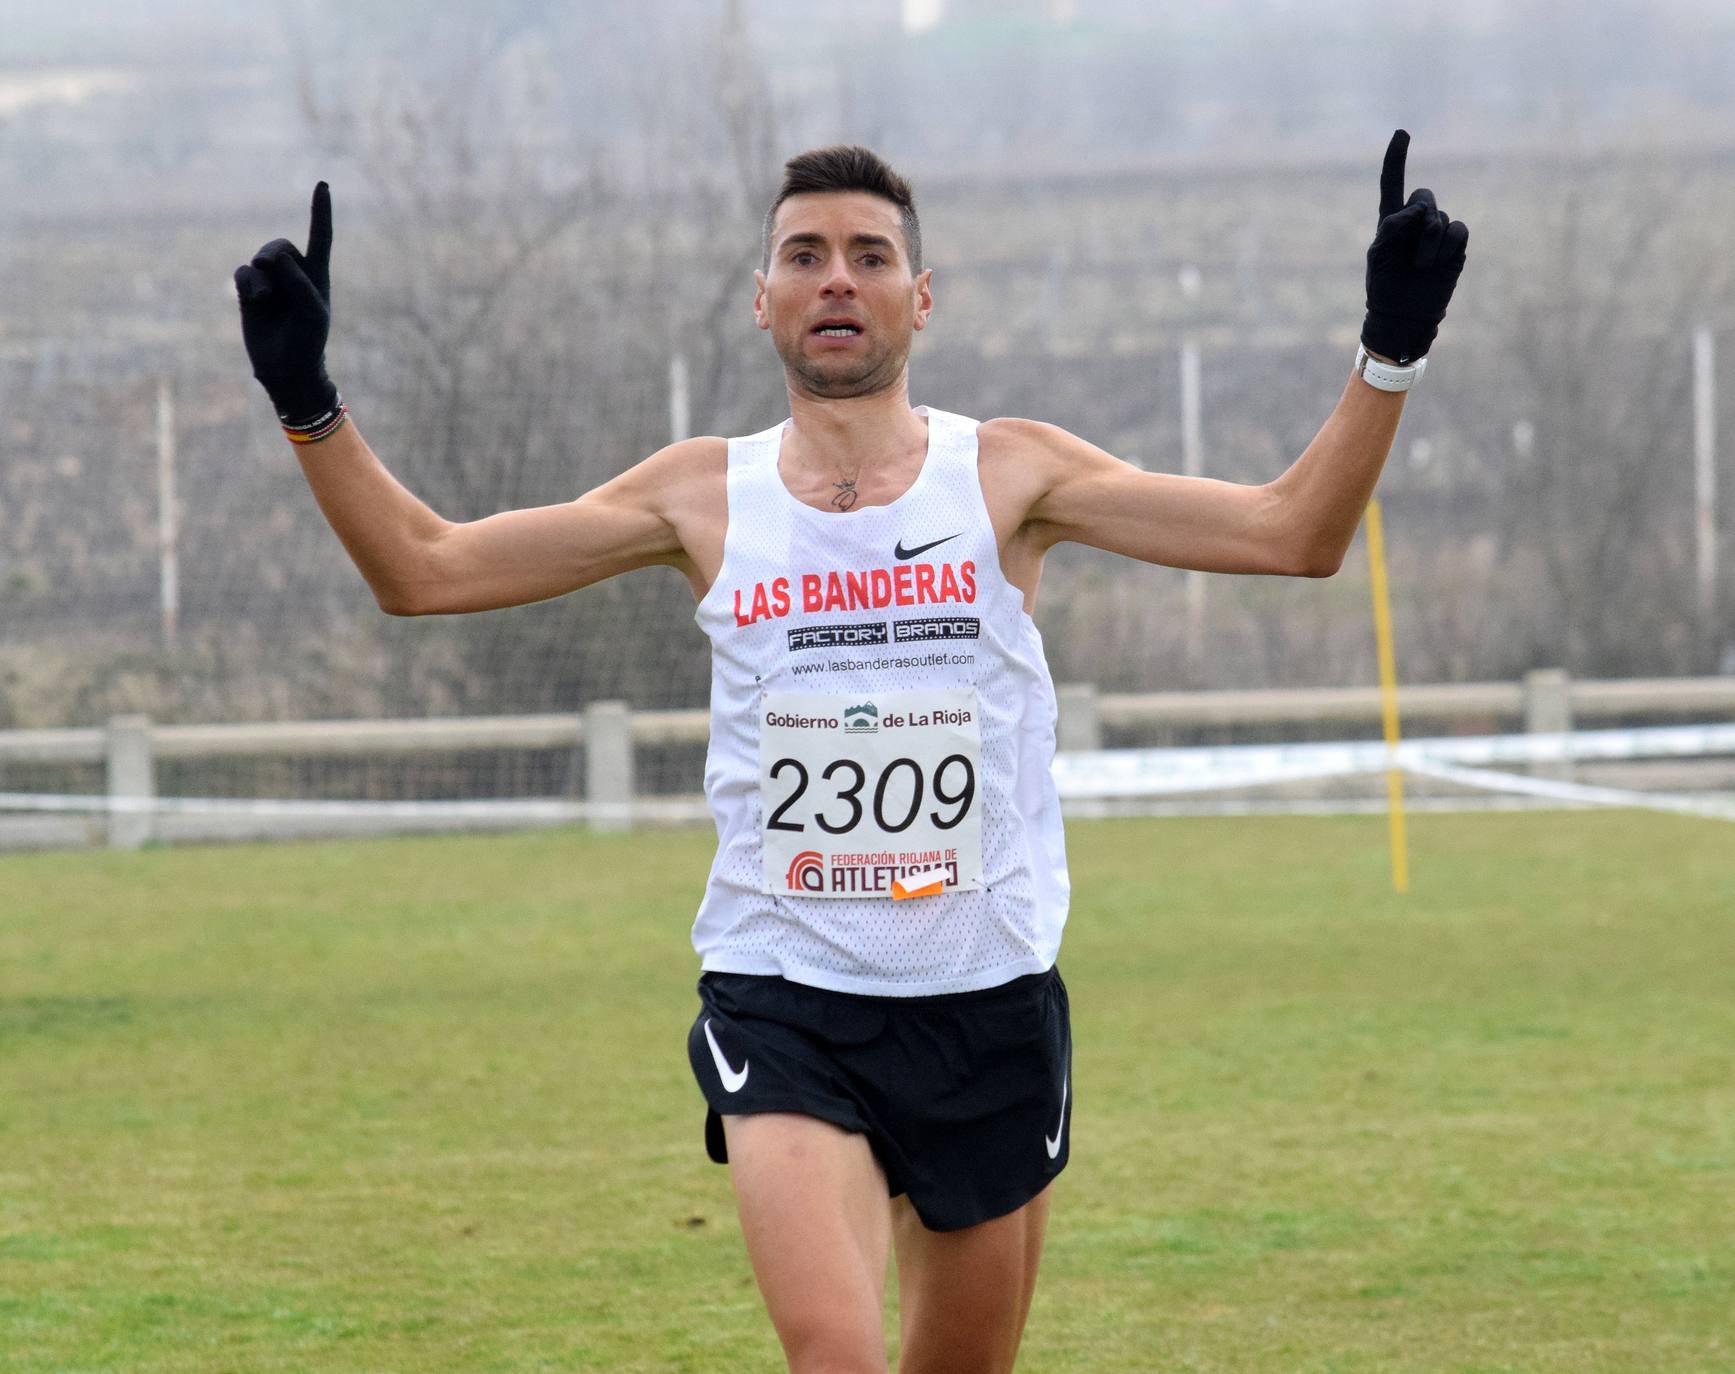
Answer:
[{"left": 235, "top": 135, "right": 1466, "bottom": 1373}]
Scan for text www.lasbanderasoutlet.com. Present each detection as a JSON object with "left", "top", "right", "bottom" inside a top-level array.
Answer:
[{"left": 791, "top": 651, "right": 975, "bottom": 676}]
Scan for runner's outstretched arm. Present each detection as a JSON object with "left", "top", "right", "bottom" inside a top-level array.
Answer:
[
  {"left": 1003, "top": 129, "right": 1468, "bottom": 577},
  {"left": 234, "top": 183, "right": 694, "bottom": 616}
]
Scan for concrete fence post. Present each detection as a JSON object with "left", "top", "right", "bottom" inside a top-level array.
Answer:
[
  {"left": 1523, "top": 668, "right": 1574, "bottom": 781},
  {"left": 1056, "top": 683, "right": 1102, "bottom": 753},
  {"left": 106, "top": 714, "right": 155, "bottom": 850},
  {"left": 583, "top": 700, "right": 635, "bottom": 832}
]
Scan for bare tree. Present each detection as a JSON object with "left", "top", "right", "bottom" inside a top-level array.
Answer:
[
  {"left": 278, "top": 1, "right": 790, "bottom": 716},
  {"left": 1476, "top": 150, "right": 1734, "bottom": 676}
]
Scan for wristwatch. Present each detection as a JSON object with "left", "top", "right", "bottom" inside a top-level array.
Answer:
[{"left": 1355, "top": 344, "right": 1428, "bottom": 393}]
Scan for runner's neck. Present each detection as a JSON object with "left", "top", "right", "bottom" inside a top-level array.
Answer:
[{"left": 779, "top": 377, "right": 929, "bottom": 489}]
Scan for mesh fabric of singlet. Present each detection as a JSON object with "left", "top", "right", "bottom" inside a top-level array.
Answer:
[{"left": 690, "top": 406, "right": 1070, "bottom": 996}]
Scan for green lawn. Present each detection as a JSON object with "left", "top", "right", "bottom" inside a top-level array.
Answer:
[{"left": 2, "top": 811, "right": 1732, "bottom": 1372}]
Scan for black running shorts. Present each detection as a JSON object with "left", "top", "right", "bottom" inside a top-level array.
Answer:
[{"left": 687, "top": 967, "right": 1071, "bottom": 1232}]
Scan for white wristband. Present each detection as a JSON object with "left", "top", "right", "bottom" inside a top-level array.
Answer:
[{"left": 1355, "top": 344, "right": 1427, "bottom": 393}]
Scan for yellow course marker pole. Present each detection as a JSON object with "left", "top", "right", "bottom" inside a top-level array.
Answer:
[{"left": 1364, "top": 498, "right": 1410, "bottom": 893}]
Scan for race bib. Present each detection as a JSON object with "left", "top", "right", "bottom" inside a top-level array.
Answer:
[{"left": 759, "top": 689, "right": 983, "bottom": 900}]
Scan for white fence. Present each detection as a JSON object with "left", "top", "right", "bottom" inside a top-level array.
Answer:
[{"left": 2, "top": 671, "right": 1733, "bottom": 850}]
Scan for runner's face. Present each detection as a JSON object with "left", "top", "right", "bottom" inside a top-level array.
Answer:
[{"left": 755, "top": 192, "right": 933, "bottom": 400}]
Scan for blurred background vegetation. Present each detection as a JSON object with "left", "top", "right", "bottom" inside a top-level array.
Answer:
[{"left": 1, "top": 0, "right": 1733, "bottom": 732}]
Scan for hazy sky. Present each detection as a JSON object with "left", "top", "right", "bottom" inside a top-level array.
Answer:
[{"left": 0, "top": 0, "right": 1731, "bottom": 217}]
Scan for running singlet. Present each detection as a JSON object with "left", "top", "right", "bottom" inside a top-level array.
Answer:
[{"left": 690, "top": 407, "right": 1070, "bottom": 996}]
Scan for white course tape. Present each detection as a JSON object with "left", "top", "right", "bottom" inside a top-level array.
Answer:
[
  {"left": 0, "top": 792, "right": 587, "bottom": 818},
  {"left": 1398, "top": 759, "right": 1735, "bottom": 822},
  {"left": 1051, "top": 722, "right": 1735, "bottom": 799},
  {"left": 0, "top": 793, "right": 706, "bottom": 824}
]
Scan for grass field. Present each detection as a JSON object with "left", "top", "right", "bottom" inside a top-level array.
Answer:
[{"left": 2, "top": 811, "right": 1732, "bottom": 1373}]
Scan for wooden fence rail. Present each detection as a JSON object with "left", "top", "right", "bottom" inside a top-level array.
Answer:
[{"left": 2, "top": 670, "right": 1732, "bottom": 850}]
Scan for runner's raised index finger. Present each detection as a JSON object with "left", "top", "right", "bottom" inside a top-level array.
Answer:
[
  {"left": 304, "top": 181, "right": 332, "bottom": 297},
  {"left": 1379, "top": 130, "right": 1410, "bottom": 222}
]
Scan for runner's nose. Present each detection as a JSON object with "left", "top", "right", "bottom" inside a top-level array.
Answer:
[{"left": 819, "top": 264, "right": 857, "bottom": 298}]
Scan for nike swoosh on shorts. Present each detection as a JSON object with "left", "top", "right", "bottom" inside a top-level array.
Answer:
[
  {"left": 1045, "top": 1073, "right": 1068, "bottom": 1159},
  {"left": 894, "top": 533, "right": 961, "bottom": 560},
  {"left": 704, "top": 1018, "right": 750, "bottom": 1093}
]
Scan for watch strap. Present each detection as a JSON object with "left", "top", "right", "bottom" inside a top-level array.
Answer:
[{"left": 1355, "top": 344, "right": 1427, "bottom": 393}]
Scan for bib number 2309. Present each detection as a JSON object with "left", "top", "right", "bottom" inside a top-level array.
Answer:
[{"left": 759, "top": 689, "right": 983, "bottom": 900}]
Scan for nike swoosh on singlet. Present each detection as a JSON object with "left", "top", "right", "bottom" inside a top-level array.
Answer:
[
  {"left": 1045, "top": 1073, "right": 1068, "bottom": 1160},
  {"left": 894, "top": 533, "right": 961, "bottom": 560},
  {"left": 703, "top": 1018, "right": 750, "bottom": 1093}
]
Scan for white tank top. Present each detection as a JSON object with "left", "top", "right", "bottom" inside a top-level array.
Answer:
[{"left": 690, "top": 406, "right": 1070, "bottom": 996}]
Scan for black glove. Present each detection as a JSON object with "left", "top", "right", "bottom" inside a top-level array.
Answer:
[
  {"left": 234, "top": 183, "right": 341, "bottom": 427},
  {"left": 1361, "top": 131, "right": 1468, "bottom": 365}
]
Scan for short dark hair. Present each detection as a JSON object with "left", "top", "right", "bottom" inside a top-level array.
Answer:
[{"left": 761, "top": 145, "right": 922, "bottom": 273}]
